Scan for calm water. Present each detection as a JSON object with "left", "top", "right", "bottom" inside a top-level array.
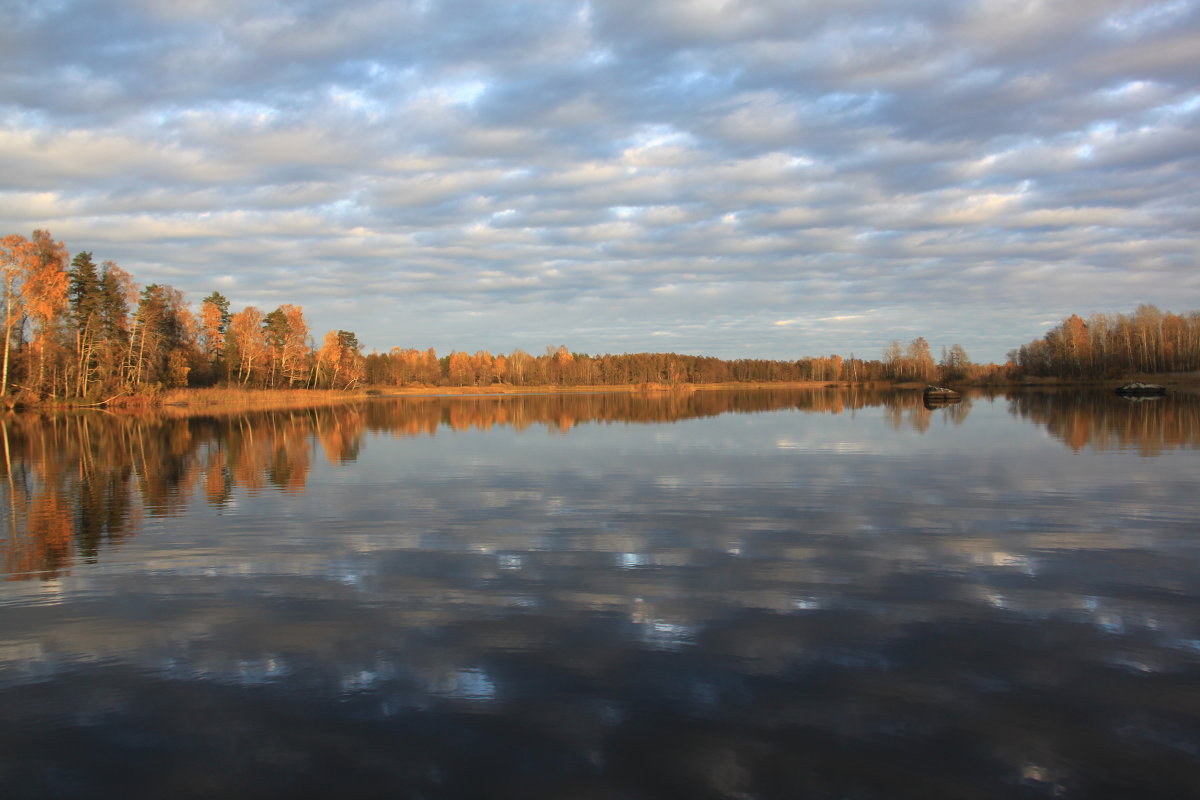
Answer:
[{"left": 2, "top": 388, "right": 1199, "bottom": 799}]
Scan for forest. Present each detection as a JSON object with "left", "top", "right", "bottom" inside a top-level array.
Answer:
[
  {"left": 3, "top": 229, "right": 1195, "bottom": 403},
  {"left": 2, "top": 231, "right": 357, "bottom": 401},
  {"left": 1009, "top": 305, "right": 1200, "bottom": 378},
  {"left": 0, "top": 230, "right": 986, "bottom": 401}
]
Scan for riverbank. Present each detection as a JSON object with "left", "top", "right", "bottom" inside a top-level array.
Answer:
[
  {"left": 8, "top": 372, "right": 1199, "bottom": 413},
  {"left": 4, "top": 381, "right": 862, "bottom": 413},
  {"left": 979, "top": 372, "right": 1200, "bottom": 392},
  {"left": 161, "top": 380, "right": 858, "bottom": 408},
  {"left": 367, "top": 380, "right": 860, "bottom": 397}
]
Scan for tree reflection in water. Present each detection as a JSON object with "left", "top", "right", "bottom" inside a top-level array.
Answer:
[
  {"left": 3, "top": 388, "right": 1198, "bottom": 580},
  {"left": 0, "top": 389, "right": 1198, "bottom": 799},
  {"left": 1008, "top": 389, "right": 1200, "bottom": 455},
  {"left": 0, "top": 389, "right": 887, "bottom": 579}
]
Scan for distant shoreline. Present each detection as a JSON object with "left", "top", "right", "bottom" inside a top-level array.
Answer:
[
  {"left": 156, "top": 381, "right": 867, "bottom": 410},
  {"left": 7, "top": 373, "right": 1199, "bottom": 413},
  {"left": 9, "top": 381, "right": 859, "bottom": 412}
]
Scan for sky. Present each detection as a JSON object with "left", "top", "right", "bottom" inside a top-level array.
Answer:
[{"left": 1, "top": 0, "right": 1198, "bottom": 363}]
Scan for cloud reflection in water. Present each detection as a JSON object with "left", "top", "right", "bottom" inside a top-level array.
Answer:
[{"left": 1, "top": 388, "right": 1199, "bottom": 797}]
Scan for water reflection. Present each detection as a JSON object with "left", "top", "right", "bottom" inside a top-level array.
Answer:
[
  {"left": 0, "top": 390, "right": 889, "bottom": 580},
  {"left": 1, "top": 389, "right": 1198, "bottom": 798},
  {"left": 3, "top": 389, "right": 1198, "bottom": 582},
  {"left": 1008, "top": 389, "right": 1200, "bottom": 455}
]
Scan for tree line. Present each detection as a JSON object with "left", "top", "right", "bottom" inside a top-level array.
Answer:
[
  {"left": 2, "top": 230, "right": 371, "bottom": 400},
  {"left": 1010, "top": 305, "right": 1200, "bottom": 378},
  {"left": 364, "top": 346, "right": 887, "bottom": 387},
  {"left": 2, "top": 229, "right": 995, "bottom": 401},
  {"left": 20, "top": 229, "right": 1188, "bottom": 401}
]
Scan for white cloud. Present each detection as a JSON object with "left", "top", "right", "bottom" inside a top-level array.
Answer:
[{"left": 0, "top": 0, "right": 1196, "bottom": 363}]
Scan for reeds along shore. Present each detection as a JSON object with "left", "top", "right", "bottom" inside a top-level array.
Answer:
[{"left": 51, "top": 381, "right": 856, "bottom": 412}]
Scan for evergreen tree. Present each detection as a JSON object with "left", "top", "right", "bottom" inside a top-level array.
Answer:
[
  {"left": 68, "top": 252, "right": 102, "bottom": 324},
  {"left": 68, "top": 252, "right": 104, "bottom": 396}
]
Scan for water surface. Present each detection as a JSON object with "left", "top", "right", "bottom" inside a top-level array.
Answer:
[{"left": 2, "top": 389, "right": 1199, "bottom": 798}]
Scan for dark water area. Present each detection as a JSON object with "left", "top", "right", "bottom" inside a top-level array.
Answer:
[{"left": 2, "top": 388, "right": 1199, "bottom": 799}]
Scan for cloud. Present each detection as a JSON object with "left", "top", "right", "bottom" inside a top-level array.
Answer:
[{"left": 1, "top": 0, "right": 1198, "bottom": 363}]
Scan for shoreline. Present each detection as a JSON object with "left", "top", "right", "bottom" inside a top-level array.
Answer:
[
  {"left": 6, "top": 372, "right": 1199, "bottom": 414},
  {"left": 4, "top": 381, "right": 869, "bottom": 414}
]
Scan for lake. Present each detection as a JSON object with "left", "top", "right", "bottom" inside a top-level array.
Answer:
[{"left": 2, "top": 388, "right": 1199, "bottom": 799}]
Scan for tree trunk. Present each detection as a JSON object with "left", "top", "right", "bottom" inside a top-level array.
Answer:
[{"left": 1, "top": 311, "right": 11, "bottom": 397}]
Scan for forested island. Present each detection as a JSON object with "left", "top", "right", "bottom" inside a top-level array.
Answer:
[{"left": 3, "top": 230, "right": 1198, "bottom": 407}]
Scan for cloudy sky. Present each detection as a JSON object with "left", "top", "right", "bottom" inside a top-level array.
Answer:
[{"left": 2, "top": 0, "right": 1198, "bottom": 362}]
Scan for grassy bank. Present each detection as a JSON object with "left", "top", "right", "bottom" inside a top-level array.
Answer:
[
  {"left": 82, "top": 380, "right": 859, "bottom": 412},
  {"left": 2, "top": 380, "right": 869, "bottom": 412},
  {"left": 368, "top": 380, "right": 857, "bottom": 396},
  {"left": 158, "top": 387, "right": 371, "bottom": 409},
  {"left": 11, "top": 372, "right": 1199, "bottom": 413},
  {"left": 973, "top": 372, "right": 1200, "bottom": 391}
]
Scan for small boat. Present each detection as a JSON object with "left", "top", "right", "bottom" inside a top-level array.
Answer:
[{"left": 1114, "top": 382, "right": 1166, "bottom": 397}]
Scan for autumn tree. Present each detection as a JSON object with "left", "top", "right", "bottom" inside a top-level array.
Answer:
[
  {"left": 881, "top": 340, "right": 903, "bottom": 381},
  {"left": 1013, "top": 306, "right": 1200, "bottom": 378},
  {"left": 465, "top": 352, "right": 489, "bottom": 386},
  {"left": 316, "top": 330, "right": 364, "bottom": 389},
  {"left": 446, "top": 350, "right": 472, "bottom": 386},
  {"left": 374, "top": 347, "right": 438, "bottom": 385},
  {"left": 547, "top": 345, "right": 574, "bottom": 384},
  {"left": 227, "top": 306, "right": 267, "bottom": 386},
  {"left": 22, "top": 231, "right": 70, "bottom": 394},
  {"left": 262, "top": 304, "right": 310, "bottom": 387},
  {"left": 938, "top": 344, "right": 971, "bottom": 383},
  {"left": 98, "top": 262, "right": 134, "bottom": 390},
  {"left": 130, "top": 284, "right": 194, "bottom": 389},
  {"left": 507, "top": 348, "right": 531, "bottom": 386},
  {"left": 199, "top": 292, "right": 231, "bottom": 381},
  {"left": 905, "top": 337, "right": 936, "bottom": 383},
  {"left": 0, "top": 234, "right": 35, "bottom": 395},
  {"left": 280, "top": 305, "right": 311, "bottom": 386}
]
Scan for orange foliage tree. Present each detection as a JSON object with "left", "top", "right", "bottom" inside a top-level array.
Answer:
[{"left": 0, "top": 234, "right": 36, "bottom": 395}]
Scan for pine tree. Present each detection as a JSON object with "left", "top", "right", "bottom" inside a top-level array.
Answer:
[{"left": 68, "top": 251, "right": 104, "bottom": 396}]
